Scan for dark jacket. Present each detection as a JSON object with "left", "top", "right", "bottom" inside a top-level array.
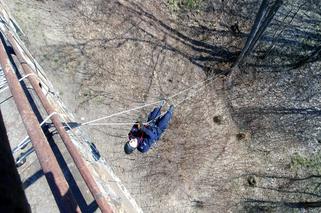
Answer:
[
  {"left": 128, "top": 124, "right": 161, "bottom": 153},
  {"left": 137, "top": 126, "right": 161, "bottom": 153},
  {"left": 127, "top": 105, "right": 173, "bottom": 153}
]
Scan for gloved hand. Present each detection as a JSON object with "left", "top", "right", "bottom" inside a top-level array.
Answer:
[{"left": 137, "top": 121, "right": 143, "bottom": 129}]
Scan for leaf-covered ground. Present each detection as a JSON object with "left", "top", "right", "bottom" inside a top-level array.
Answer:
[{"left": 6, "top": 0, "right": 321, "bottom": 212}]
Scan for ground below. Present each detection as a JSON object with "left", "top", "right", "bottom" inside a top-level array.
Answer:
[{"left": 5, "top": 0, "right": 321, "bottom": 212}]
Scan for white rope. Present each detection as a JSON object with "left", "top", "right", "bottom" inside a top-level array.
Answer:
[
  {"left": 59, "top": 113, "right": 103, "bottom": 161},
  {"left": 13, "top": 111, "right": 96, "bottom": 160},
  {"left": 0, "top": 73, "right": 36, "bottom": 94},
  {"left": 173, "top": 79, "right": 210, "bottom": 107},
  {"left": 166, "top": 74, "right": 215, "bottom": 100},
  {"left": 0, "top": 28, "right": 52, "bottom": 91},
  {"left": 0, "top": 13, "right": 100, "bottom": 160},
  {"left": 12, "top": 71, "right": 216, "bottom": 152},
  {"left": 12, "top": 112, "right": 58, "bottom": 154},
  {"left": 80, "top": 74, "right": 216, "bottom": 127},
  {"left": 85, "top": 122, "right": 149, "bottom": 126},
  {"left": 10, "top": 31, "right": 49, "bottom": 82},
  {"left": 80, "top": 100, "right": 163, "bottom": 126}
]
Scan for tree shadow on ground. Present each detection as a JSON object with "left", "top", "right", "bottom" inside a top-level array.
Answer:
[
  {"left": 225, "top": 0, "right": 321, "bottom": 150},
  {"left": 238, "top": 173, "right": 321, "bottom": 212},
  {"left": 26, "top": 0, "right": 321, "bottom": 211},
  {"left": 242, "top": 1, "right": 321, "bottom": 71},
  {"left": 19, "top": 126, "right": 99, "bottom": 213},
  {"left": 65, "top": 0, "right": 251, "bottom": 74}
]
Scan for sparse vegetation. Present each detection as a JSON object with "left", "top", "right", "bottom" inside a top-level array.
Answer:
[
  {"left": 291, "top": 152, "right": 321, "bottom": 174},
  {"left": 167, "top": 0, "right": 204, "bottom": 10}
]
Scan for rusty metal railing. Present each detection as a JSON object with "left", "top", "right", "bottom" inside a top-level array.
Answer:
[
  {"left": 7, "top": 32, "right": 113, "bottom": 213},
  {"left": 0, "top": 34, "right": 80, "bottom": 212}
]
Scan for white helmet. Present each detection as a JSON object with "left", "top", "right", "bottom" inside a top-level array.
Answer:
[{"left": 124, "top": 138, "right": 138, "bottom": 154}]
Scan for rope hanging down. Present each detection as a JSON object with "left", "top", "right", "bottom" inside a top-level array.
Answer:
[
  {"left": 0, "top": 73, "right": 36, "bottom": 94},
  {"left": 80, "top": 73, "right": 216, "bottom": 127},
  {"left": 13, "top": 73, "right": 216, "bottom": 156},
  {"left": 12, "top": 112, "right": 59, "bottom": 154}
]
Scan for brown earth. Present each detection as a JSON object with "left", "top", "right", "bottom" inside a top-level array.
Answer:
[{"left": 5, "top": 0, "right": 321, "bottom": 212}]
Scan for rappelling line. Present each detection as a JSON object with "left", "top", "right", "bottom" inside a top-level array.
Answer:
[
  {"left": 0, "top": 73, "right": 37, "bottom": 94},
  {"left": 166, "top": 73, "right": 215, "bottom": 101},
  {"left": 12, "top": 112, "right": 59, "bottom": 154},
  {"left": 85, "top": 122, "right": 147, "bottom": 126},
  {"left": 13, "top": 112, "right": 60, "bottom": 167},
  {"left": 79, "top": 73, "right": 216, "bottom": 127},
  {"left": 13, "top": 110, "right": 101, "bottom": 162},
  {"left": 10, "top": 32, "right": 50, "bottom": 82},
  {"left": 0, "top": 20, "right": 51, "bottom": 89},
  {"left": 0, "top": 11, "right": 217, "bottom": 129},
  {"left": 4, "top": 25, "right": 102, "bottom": 157},
  {"left": 2, "top": 22, "right": 49, "bottom": 81},
  {"left": 0, "top": 38, "right": 51, "bottom": 95},
  {"left": 173, "top": 79, "right": 210, "bottom": 107},
  {"left": 80, "top": 100, "right": 164, "bottom": 126},
  {"left": 2, "top": 11, "right": 217, "bottom": 144},
  {"left": 13, "top": 111, "right": 92, "bottom": 153}
]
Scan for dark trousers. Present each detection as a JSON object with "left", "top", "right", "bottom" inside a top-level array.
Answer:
[{"left": 147, "top": 105, "right": 173, "bottom": 132}]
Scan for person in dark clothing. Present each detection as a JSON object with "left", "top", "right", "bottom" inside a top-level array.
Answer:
[{"left": 124, "top": 103, "right": 174, "bottom": 154}]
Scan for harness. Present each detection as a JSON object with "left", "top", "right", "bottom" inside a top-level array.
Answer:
[{"left": 128, "top": 124, "right": 145, "bottom": 145}]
